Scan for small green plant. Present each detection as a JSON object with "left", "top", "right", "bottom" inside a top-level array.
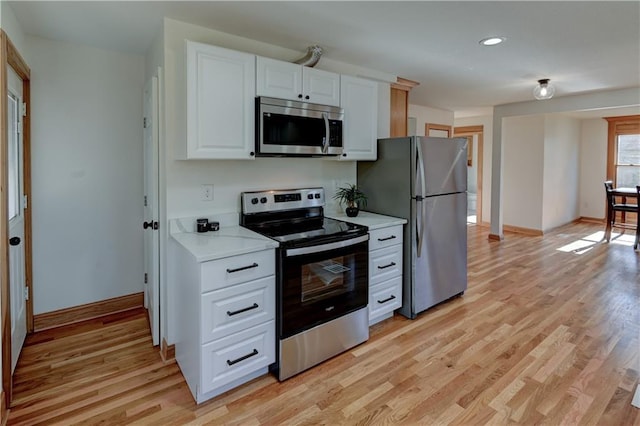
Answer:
[{"left": 333, "top": 184, "right": 367, "bottom": 209}]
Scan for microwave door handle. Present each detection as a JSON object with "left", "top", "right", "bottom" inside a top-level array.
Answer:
[{"left": 322, "top": 112, "right": 330, "bottom": 154}]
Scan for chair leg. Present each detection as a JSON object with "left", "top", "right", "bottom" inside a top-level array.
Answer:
[
  {"left": 635, "top": 223, "right": 639, "bottom": 250},
  {"left": 605, "top": 207, "right": 613, "bottom": 242}
]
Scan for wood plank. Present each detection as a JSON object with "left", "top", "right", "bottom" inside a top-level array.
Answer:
[{"left": 7, "top": 221, "right": 640, "bottom": 424}]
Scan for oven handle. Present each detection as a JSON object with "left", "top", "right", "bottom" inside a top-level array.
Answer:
[{"left": 285, "top": 234, "right": 369, "bottom": 257}]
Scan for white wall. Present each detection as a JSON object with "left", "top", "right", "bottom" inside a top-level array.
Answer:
[
  {"left": 161, "top": 18, "right": 395, "bottom": 344},
  {"left": 408, "top": 104, "right": 454, "bottom": 136},
  {"left": 502, "top": 115, "right": 545, "bottom": 230},
  {"left": 490, "top": 87, "right": 640, "bottom": 237},
  {"left": 454, "top": 114, "right": 493, "bottom": 224},
  {"left": 0, "top": 1, "right": 26, "bottom": 55},
  {"left": 26, "top": 36, "right": 145, "bottom": 314},
  {"left": 542, "top": 115, "right": 581, "bottom": 231},
  {"left": 579, "top": 118, "right": 608, "bottom": 219}
]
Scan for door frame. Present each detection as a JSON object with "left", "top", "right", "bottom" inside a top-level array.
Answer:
[
  {"left": 454, "top": 125, "right": 484, "bottom": 225},
  {"left": 1, "top": 29, "right": 32, "bottom": 407}
]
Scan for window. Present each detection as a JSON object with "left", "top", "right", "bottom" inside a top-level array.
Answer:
[{"left": 606, "top": 115, "right": 640, "bottom": 187}]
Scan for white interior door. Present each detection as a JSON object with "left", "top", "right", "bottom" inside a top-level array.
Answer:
[
  {"left": 143, "top": 75, "right": 160, "bottom": 346},
  {"left": 7, "top": 66, "right": 27, "bottom": 373}
]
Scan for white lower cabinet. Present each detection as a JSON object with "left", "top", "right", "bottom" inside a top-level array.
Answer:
[
  {"left": 174, "top": 243, "right": 276, "bottom": 404},
  {"left": 368, "top": 225, "right": 403, "bottom": 325}
]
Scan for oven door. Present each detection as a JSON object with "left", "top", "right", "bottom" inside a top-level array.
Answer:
[{"left": 279, "top": 235, "right": 368, "bottom": 338}]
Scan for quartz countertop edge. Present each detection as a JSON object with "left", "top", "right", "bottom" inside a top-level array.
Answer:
[
  {"left": 327, "top": 211, "right": 407, "bottom": 229},
  {"left": 171, "top": 226, "right": 278, "bottom": 262}
]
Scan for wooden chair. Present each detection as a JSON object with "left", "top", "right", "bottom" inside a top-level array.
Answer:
[
  {"left": 635, "top": 186, "right": 640, "bottom": 250},
  {"left": 603, "top": 180, "right": 638, "bottom": 243}
]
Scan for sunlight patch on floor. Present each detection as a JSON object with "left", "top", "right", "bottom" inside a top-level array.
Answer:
[
  {"left": 467, "top": 215, "right": 477, "bottom": 224},
  {"left": 557, "top": 231, "right": 635, "bottom": 254}
]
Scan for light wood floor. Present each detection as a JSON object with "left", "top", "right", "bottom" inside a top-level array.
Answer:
[{"left": 7, "top": 221, "right": 640, "bottom": 425}]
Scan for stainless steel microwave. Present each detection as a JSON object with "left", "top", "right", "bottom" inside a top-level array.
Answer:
[{"left": 256, "top": 97, "right": 344, "bottom": 157}]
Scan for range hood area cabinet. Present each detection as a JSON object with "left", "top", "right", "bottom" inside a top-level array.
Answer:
[
  {"left": 179, "top": 40, "right": 384, "bottom": 161},
  {"left": 256, "top": 56, "right": 340, "bottom": 107},
  {"left": 180, "top": 40, "right": 257, "bottom": 160}
]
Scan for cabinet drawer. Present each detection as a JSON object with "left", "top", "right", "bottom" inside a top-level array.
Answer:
[
  {"left": 201, "top": 249, "right": 275, "bottom": 292},
  {"left": 201, "top": 276, "right": 275, "bottom": 343},
  {"left": 369, "top": 225, "right": 403, "bottom": 251},
  {"left": 369, "top": 245, "right": 402, "bottom": 285},
  {"left": 201, "top": 321, "right": 275, "bottom": 394},
  {"left": 369, "top": 276, "right": 402, "bottom": 320}
]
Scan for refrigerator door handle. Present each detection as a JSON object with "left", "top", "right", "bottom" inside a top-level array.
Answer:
[{"left": 415, "top": 141, "right": 427, "bottom": 257}]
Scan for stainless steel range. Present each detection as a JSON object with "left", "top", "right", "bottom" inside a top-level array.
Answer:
[{"left": 241, "top": 187, "right": 369, "bottom": 381}]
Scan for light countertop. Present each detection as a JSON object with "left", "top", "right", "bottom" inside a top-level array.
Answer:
[
  {"left": 171, "top": 226, "right": 278, "bottom": 263},
  {"left": 328, "top": 211, "right": 407, "bottom": 229}
]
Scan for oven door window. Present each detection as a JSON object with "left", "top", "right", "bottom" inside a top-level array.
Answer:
[{"left": 281, "top": 239, "right": 368, "bottom": 338}]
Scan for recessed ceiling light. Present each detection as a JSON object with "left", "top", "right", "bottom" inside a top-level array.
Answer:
[{"left": 479, "top": 36, "right": 506, "bottom": 46}]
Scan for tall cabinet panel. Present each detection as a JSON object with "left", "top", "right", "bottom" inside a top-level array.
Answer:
[
  {"left": 339, "top": 75, "right": 379, "bottom": 161},
  {"left": 184, "top": 41, "right": 256, "bottom": 160}
]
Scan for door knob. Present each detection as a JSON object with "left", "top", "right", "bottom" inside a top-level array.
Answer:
[
  {"left": 9, "top": 237, "right": 20, "bottom": 246},
  {"left": 143, "top": 221, "right": 158, "bottom": 230}
]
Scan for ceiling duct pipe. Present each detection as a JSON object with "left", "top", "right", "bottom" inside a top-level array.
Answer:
[{"left": 293, "top": 45, "right": 323, "bottom": 67}]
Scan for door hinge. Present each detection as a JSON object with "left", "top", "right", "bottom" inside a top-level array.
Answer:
[
  {"left": 21, "top": 101, "right": 27, "bottom": 117},
  {"left": 23, "top": 194, "right": 28, "bottom": 209},
  {"left": 144, "top": 273, "right": 148, "bottom": 284},
  {"left": 24, "top": 287, "right": 29, "bottom": 301},
  {"left": 144, "top": 117, "right": 148, "bottom": 128},
  {"left": 144, "top": 195, "right": 147, "bottom": 207}
]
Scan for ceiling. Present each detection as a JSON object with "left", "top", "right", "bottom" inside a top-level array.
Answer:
[{"left": 7, "top": 1, "right": 640, "bottom": 114}]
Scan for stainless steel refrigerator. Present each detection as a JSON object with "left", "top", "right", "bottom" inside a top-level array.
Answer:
[{"left": 357, "top": 136, "right": 468, "bottom": 319}]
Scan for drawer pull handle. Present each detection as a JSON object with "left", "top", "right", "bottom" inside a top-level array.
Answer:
[
  {"left": 226, "top": 263, "right": 259, "bottom": 274},
  {"left": 227, "top": 349, "right": 259, "bottom": 366},
  {"left": 377, "top": 262, "right": 396, "bottom": 270},
  {"left": 377, "top": 295, "right": 396, "bottom": 304},
  {"left": 377, "top": 235, "right": 396, "bottom": 242},
  {"left": 227, "top": 303, "right": 259, "bottom": 316}
]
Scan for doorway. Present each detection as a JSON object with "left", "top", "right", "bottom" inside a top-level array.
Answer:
[
  {"left": 1, "top": 30, "right": 32, "bottom": 406},
  {"left": 454, "top": 125, "right": 484, "bottom": 225}
]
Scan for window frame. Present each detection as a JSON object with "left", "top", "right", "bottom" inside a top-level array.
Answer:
[{"left": 605, "top": 115, "right": 640, "bottom": 187}]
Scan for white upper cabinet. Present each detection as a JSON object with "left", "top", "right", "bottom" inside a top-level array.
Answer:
[
  {"left": 183, "top": 41, "right": 256, "bottom": 160},
  {"left": 339, "top": 75, "right": 379, "bottom": 161},
  {"left": 256, "top": 56, "right": 340, "bottom": 107}
]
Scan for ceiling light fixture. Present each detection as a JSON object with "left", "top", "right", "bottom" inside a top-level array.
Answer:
[
  {"left": 479, "top": 36, "right": 505, "bottom": 46},
  {"left": 533, "top": 78, "right": 555, "bottom": 100}
]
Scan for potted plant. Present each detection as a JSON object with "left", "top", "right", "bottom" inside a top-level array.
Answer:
[{"left": 333, "top": 184, "right": 368, "bottom": 217}]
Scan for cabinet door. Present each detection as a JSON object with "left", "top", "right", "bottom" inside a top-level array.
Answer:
[
  {"left": 186, "top": 41, "right": 255, "bottom": 159},
  {"left": 256, "top": 56, "right": 302, "bottom": 101},
  {"left": 339, "top": 75, "right": 378, "bottom": 161},
  {"left": 303, "top": 67, "right": 340, "bottom": 106}
]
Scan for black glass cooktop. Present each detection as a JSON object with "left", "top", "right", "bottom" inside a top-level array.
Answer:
[{"left": 243, "top": 216, "right": 367, "bottom": 247}]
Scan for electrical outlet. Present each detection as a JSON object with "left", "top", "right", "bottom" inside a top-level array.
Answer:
[{"left": 201, "top": 184, "right": 214, "bottom": 201}]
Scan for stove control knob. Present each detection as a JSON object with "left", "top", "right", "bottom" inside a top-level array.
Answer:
[
  {"left": 260, "top": 197, "right": 267, "bottom": 204},
  {"left": 314, "top": 193, "right": 321, "bottom": 199},
  {"left": 251, "top": 197, "right": 259, "bottom": 205},
  {"left": 307, "top": 194, "right": 314, "bottom": 200}
]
